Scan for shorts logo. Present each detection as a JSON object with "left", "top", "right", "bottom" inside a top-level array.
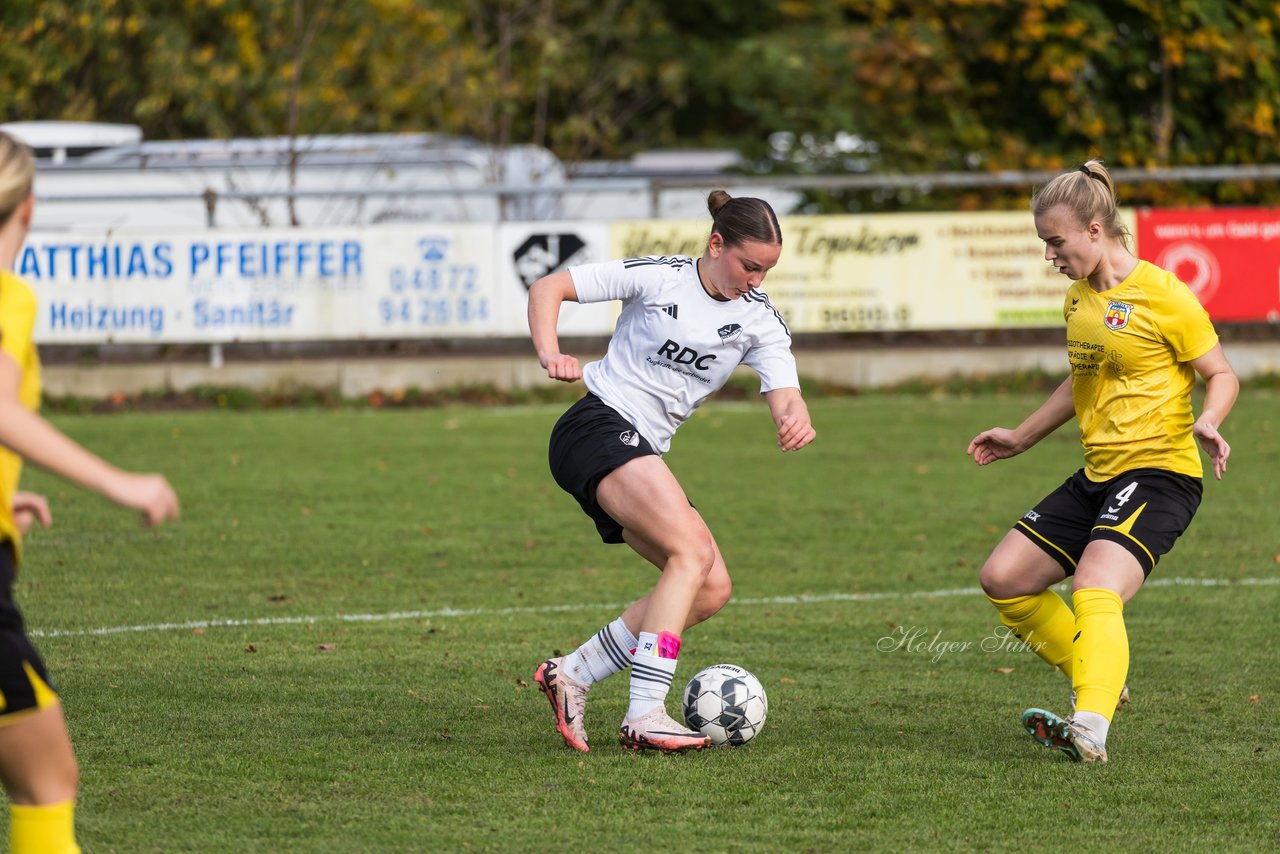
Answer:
[
  {"left": 1023, "top": 510, "right": 1040, "bottom": 522},
  {"left": 1104, "top": 301, "right": 1133, "bottom": 331},
  {"left": 717, "top": 323, "right": 742, "bottom": 343},
  {"left": 619, "top": 430, "right": 640, "bottom": 447}
]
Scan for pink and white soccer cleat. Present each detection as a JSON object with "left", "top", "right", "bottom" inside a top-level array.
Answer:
[
  {"left": 618, "top": 706, "right": 711, "bottom": 753},
  {"left": 534, "top": 657, "right": 590, "bottom": 752}
]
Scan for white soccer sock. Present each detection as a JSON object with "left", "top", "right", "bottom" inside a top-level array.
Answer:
[
  {"left": 563, "top": 617, "right": 637, "bottom": 686},
  {"left": 627, "top": 631, "right": 678, "bottom": 719},
  {"left": 1073, "top": 710, "right": 1110, "bottom": 744}
]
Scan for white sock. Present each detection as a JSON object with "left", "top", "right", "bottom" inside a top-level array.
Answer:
[
  {"left": 563, "top": 617, "right": 636, "bottom": 686},
  {"left": 1073, "top": 710, "right": 1110, "bottom": 744},
  {"left": 627, "top": 631, "right": 678, "bottom": 719}
]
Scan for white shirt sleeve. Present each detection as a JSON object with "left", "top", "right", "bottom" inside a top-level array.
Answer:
[
  {"left": 569, "top": 260, "right": 649, "bottom": 304},
  {"left": 743, "top": 323, "right": 800, "bottom": 393}
]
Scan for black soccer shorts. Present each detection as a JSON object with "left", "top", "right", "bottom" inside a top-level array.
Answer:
[
  {"left": 548, "top": 393, "right": 659, "bottom": 544},
  {"left": 1013, "top": 467, "right": 1202, "bottom": 576},
  {"left": 0, "top": 543, "right": 61, "bottom": 726}
]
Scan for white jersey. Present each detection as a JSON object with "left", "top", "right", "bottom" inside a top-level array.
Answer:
[{"left": 569, "top": 255, "right": 799, "bottom": 454}]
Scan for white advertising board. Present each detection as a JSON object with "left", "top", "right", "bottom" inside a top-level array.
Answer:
[
  {"left": 19, "top": 210, "right": 1139, "bottom": 344},
  {"left": 22, "top": 225, "right": 499, "bottom": 343}
]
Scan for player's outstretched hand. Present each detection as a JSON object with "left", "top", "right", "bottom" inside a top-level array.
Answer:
[
  {"left": 12, "top": 491, "right": 51, "bottom": 535},
  {"left": 967, "top": 427, "right": 1025, "bottom": 466},
  {"left": 541, "top": 353, "right": 582, "bottom": 383},
  {"left": 105, "top": 473, "right": 181, "bottom": 527},
  {"left": 777, "top": 413, "right": 815, "bottom": 452},
  {"left": 1192, "top": 418, "right": 1230, "bottom": 480}
]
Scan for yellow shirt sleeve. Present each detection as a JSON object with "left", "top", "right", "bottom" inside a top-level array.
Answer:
[{"left": 1153, "top": 277, "right": 1218, "bottom": 363}]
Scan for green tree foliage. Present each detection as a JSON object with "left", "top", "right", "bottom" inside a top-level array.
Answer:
[
  {"left": 689, "top": 0, "right": 1280, "bottom": 208},
  {"left": 862, "top": 1, "right": 1280, "bottom": 206},
  {"left": 458, "top": 0, "right": 688, "bottom": 161},
  {"left": 1, "top": 0, "right": 1276, "bottom": 207},
  {"left": 0, "top": 0, "right": 686, "bottom": 159}
]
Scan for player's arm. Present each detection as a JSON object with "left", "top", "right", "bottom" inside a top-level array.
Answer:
[
  {"left": 967, "top": 376, "right": 1075, "bottom": 465},
  {"left": 1189, "top": 343, "right": 1238, "bottom": 480},
  {"left": 0, "top": 355, "right": 179, "bottom": 526},
  {"left": 527, "top": 270, "right": 581, "bottom": 383},
  {"left": 764, "top": 387, "right": 815, "bottom": 452}
]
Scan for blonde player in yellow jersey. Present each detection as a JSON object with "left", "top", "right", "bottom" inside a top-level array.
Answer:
[
  {"left": 967, "top": 160, "right": 1238, "bottom": 764},
  {"left": 0, "top": 131, "right": 180, "bottom": 853}
]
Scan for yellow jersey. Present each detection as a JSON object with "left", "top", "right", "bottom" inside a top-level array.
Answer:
[
  {"left": 1063, "top": 260, "right": 1218, "bottom": 481},
  {"left": 0, "top": 270, "right": 43, "bottom": 559}
]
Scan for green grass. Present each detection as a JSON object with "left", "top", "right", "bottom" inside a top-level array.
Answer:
[{"left": 6, "top": 394, "right": 1279, "bottom": 851}]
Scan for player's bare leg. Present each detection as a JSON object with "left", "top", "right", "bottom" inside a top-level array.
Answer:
[{"left": 598, "top": 458, "right": 712, "bottom": 752}]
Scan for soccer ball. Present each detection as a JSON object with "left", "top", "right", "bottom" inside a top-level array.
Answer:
[{"left": 681, "top": 664, "right": 768, "bottom": 746}]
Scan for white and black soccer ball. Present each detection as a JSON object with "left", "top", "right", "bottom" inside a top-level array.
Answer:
[{"left": 681, "top": 663, "right": 768, "bottom": 746}]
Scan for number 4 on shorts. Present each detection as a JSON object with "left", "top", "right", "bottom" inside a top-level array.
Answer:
[{"left": 1107, "top": 481, "right": 1138, "bottom": 514}]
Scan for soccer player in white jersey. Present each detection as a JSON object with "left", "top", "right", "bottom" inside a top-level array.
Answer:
[{"left": 528, "top": 190, "right": 816, "bottom": 752}]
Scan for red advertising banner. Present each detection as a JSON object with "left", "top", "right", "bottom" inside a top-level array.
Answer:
[{"left": 1136, "top": 208, "right": 1280, "bottom": 322}]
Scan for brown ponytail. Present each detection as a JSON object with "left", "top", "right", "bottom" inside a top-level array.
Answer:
[{"left": 706, "top": 190, "right": 781, "bottom": 247}]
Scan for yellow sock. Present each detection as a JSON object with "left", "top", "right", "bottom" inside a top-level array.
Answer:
[
  {"left": 987, "top": 590, "right": 1075, "bottom": 678},
  {"left": 10, "top": 800, "right": 80, "bottom": 854},
  {"left": 1072, "top": 588, "right": 1128, "bottom": 722}
]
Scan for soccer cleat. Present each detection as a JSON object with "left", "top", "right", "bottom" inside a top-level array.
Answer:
[
  {"left": 618, "top": 707, "right": 712, "bottom": 753},
  {"left": 534, "top": 657, "right": 590, "bottom": 752},
  {"left": 1069, "top": 683, "right": 1131, "bottom": 715},
  {"left": 1022, "top": 708, "right": 1108, "bottom": 763}
]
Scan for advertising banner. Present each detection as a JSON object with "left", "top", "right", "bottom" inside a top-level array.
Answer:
[
  {"left": 22, "top": 225, "right": 500, "bottom": 343},
  {"left": 494, "top": 223, "right": 616, "bottom": 336},
  {"left": 34, "top": 206, "right": 1270, "bottom": 345},
  {"left": 1135, "top": 208, "right": 1280, "bottom": 322},
  {"left": 612, "top": 211, "right": 1094, "bottom": 332}
]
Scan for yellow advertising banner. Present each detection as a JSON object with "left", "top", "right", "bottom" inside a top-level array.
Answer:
[{"left": 613, "top": 210, "right": 1137, "bottom": 332}]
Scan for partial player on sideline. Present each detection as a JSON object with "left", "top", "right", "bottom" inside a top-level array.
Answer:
[
  {"left": 528, "top": 191, "right": 815, "bottom": 752},
  {"left": 0, "top": 130, "right": 181, "bottom": 854},
  {"left": 967, "top": 160, "right": 1238, "bottom": 764}
]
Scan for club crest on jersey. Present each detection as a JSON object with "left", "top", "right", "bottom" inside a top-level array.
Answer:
[
  {"left": 1104, "top": 301, "right": 1133, "bottom": 331},
  {"left": 619, "top": 430, "right": 640, "bottom": 447},
  {"left": 717, "top": 323, "right": 742, "bottom": 343}
]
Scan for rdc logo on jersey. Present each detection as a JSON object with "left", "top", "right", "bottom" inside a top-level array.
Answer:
[
  {"left": 619, "top": 430, "right": 640, "bottom": 447},
  {"left": 717, "top": 323, "right": 742, "bottom": 343},
  {"left": 656, "top": 339, "right": 717, "bottom": 370}
]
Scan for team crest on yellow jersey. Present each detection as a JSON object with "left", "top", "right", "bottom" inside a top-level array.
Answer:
[{"left": 1104, "top": 300, "right": 1133, "bottom": 331}]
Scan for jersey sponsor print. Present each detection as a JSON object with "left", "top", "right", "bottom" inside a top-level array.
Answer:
[{"left": 569, "top": 256, "right": 799, "bottom": 453}]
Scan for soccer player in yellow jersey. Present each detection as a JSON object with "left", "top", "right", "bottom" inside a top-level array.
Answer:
[
  {"left": 967, "top": 160, "right": 1238, "bottom": 763},
  {"left": 0, "top": 131, "right": 180, "bottom": 853}
]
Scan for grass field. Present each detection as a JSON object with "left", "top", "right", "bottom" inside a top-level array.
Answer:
[{"left": 6, "top": 392, "right": 1278, "bottom": 851}]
